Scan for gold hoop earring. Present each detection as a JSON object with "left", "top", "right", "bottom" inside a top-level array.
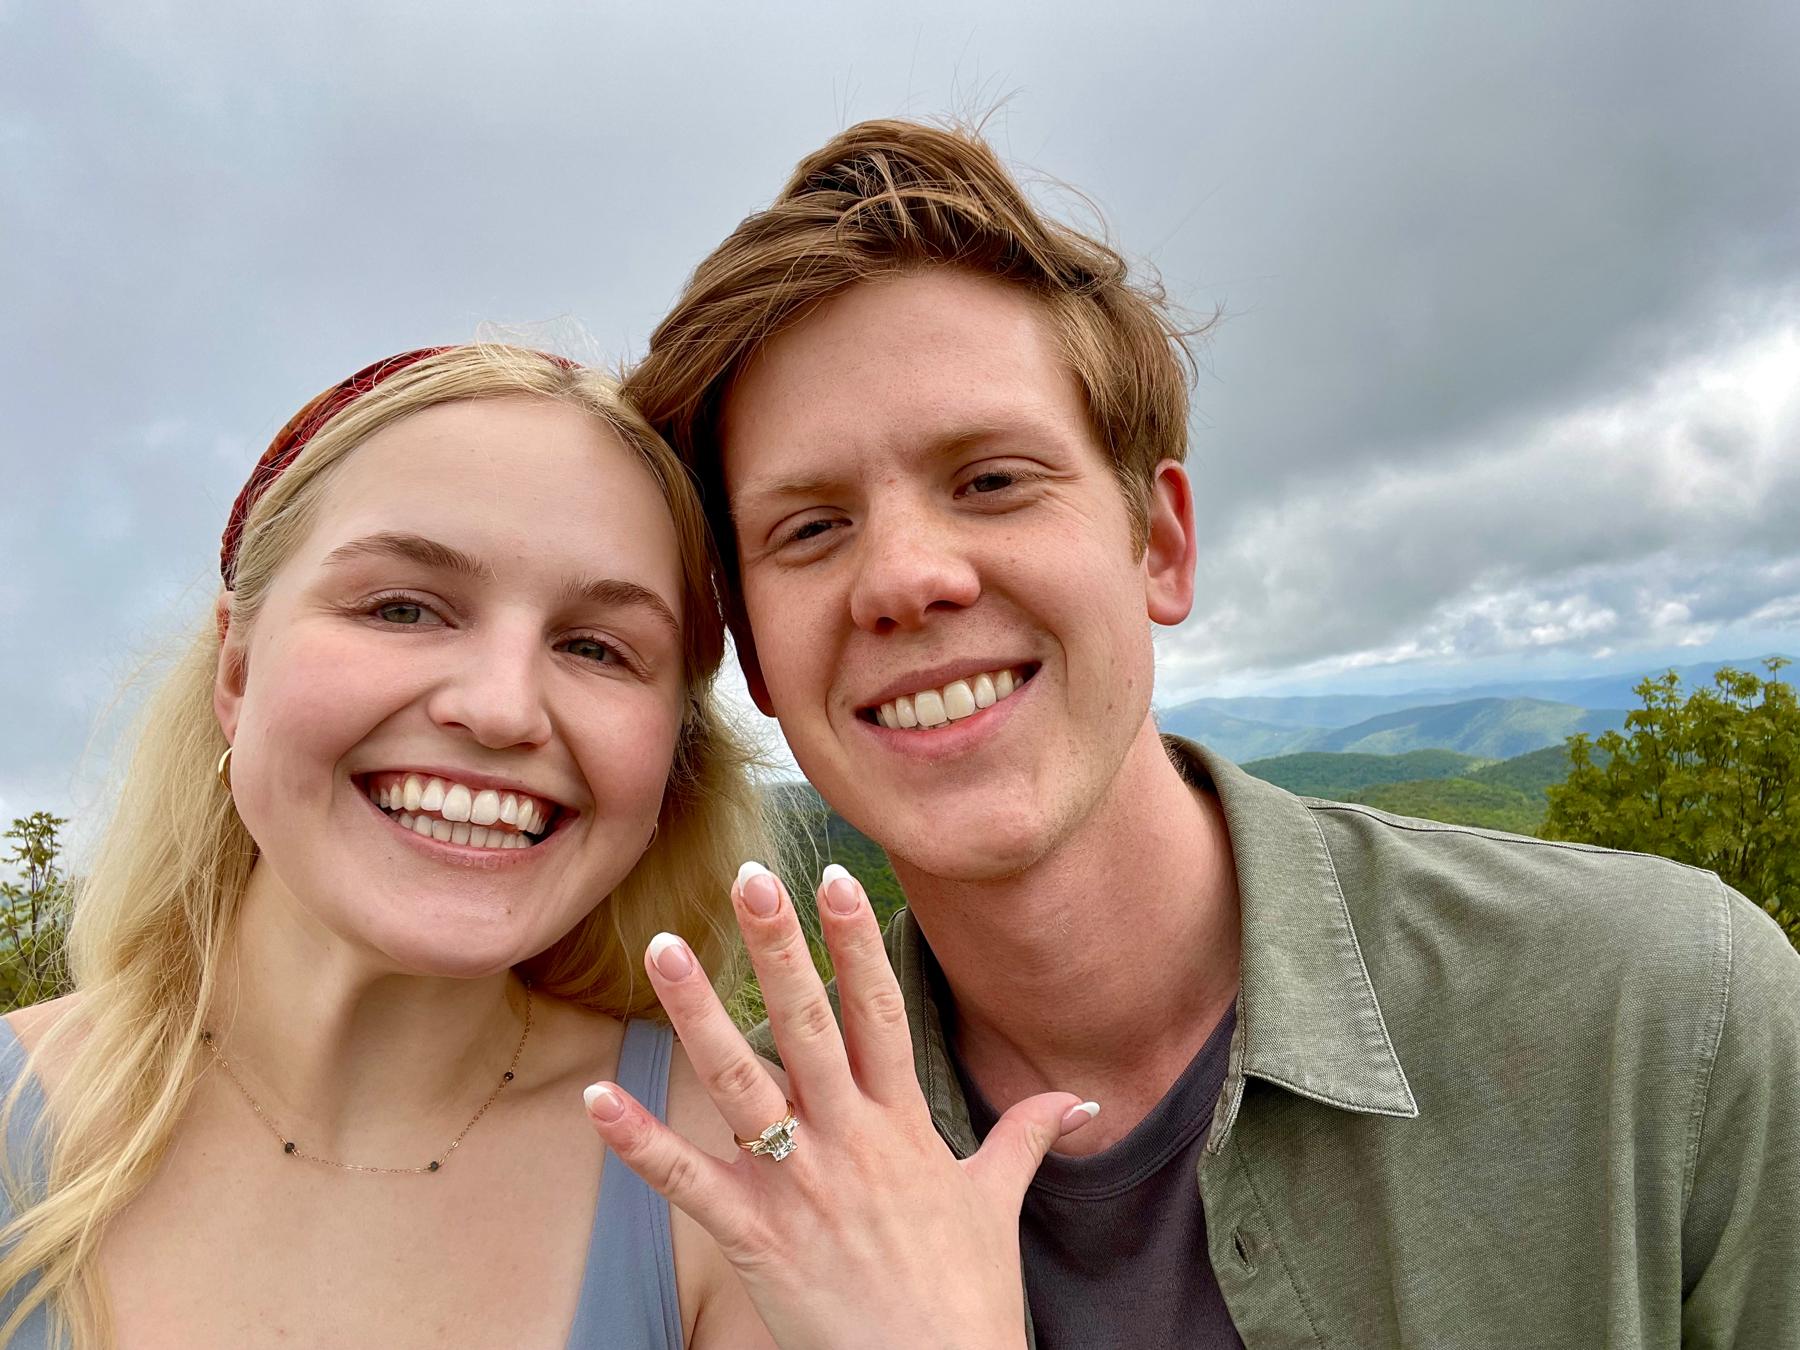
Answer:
[
  {"left": 646, "top": 821, "right": 659, "bottom": 849},
  {"left": 216, "top": 746, "right": 234, "bottom": 791}
]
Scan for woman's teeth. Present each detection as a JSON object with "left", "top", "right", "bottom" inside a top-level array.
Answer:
[
  {"left": 875, "top": 665, "right": 1029, "bottom": 730},
  {"left": 364, "top": 773, "right": 553, "bottom": 849},
  {"left": 395, "top": 813, "right": 530, "bottom": 849}
]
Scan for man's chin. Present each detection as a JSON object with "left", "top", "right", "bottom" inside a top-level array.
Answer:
[{"left": 859, "top": 804, "right": 1054, "bottom": 887}]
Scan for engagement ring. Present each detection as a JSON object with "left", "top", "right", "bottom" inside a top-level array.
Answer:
[{"left": 735, "top": 1102, "right": 799, "bottom": 1161}]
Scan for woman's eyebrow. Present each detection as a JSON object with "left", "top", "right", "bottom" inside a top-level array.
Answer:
[
  {"left": 321, "top": 531, "right": 494, "bottom": 581},
  {"left": 563, "top": 576, "right": 681, "bottom": 638},
  {"left": 321, "top": 532, "right": 679, "bottom": 636}
]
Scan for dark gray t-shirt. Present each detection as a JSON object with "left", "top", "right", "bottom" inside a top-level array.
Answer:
[{"left": 955, "top": 1006, "right": 1245, "bottom": 1350}]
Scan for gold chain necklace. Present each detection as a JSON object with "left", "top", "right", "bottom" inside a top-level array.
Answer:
[{"left": 200, "top": 983, "right": 533, "bottom": 1176}]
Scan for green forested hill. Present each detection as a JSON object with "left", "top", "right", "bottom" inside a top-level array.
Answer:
[
  {"left": 1241, "top": 749, "right": 1485, "bottom": 796},
  {"left": 1344, "top": 778, "right": 1544, "bottom": 833},
  {"left": 1466, "top": 744, "right": 1577, "bottom": 796},
  {"left": 1240, "top": 743, "right": 1581, "bottom": 833}
]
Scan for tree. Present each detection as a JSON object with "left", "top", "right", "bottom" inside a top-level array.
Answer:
[
  {"left": 1542, "top": 660, "right": 1798, "bottom": 950},
  {"left": 0, "top": 811, "right": 75, "bottom": 1011}
]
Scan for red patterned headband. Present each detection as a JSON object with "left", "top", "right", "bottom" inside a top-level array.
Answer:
[
  {"left": 219, "top": 347, "right": 451, "bottom": 587},
  {"left": 218, "top": 345, "right": 580, "bottom": 588}
]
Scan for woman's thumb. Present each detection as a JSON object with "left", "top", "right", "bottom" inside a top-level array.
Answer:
[{"left": 965, "top": 1093, "right": 1100, "bottom": 1204}]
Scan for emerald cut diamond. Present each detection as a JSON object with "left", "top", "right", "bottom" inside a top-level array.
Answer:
[{"left": 755, "top": 1116, "right": 798, "bottom": 1161}]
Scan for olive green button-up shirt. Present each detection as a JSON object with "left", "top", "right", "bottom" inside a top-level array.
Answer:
[{"left": 771, "top": 738, "right": 1800, "bottom": 1348}]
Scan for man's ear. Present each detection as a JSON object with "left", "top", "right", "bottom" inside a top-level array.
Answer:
[
  {"left": 213, "top": 591, "right": 248, "bottom": 743},
  {"left": 1143, "top": 460, "right": 1198, "bottom": 626},
  {"left": 728, "top": 617, "right": 775, "bottom": 717}
]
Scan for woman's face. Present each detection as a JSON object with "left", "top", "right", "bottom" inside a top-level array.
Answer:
[{"left": 215, "top": 396, "right": 688, "bottom": 977}]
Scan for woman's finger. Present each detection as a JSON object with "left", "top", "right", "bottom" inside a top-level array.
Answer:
[
  {"left": 733, "top": 861, "right": 857, "bottom": 1109},
  {"left": 583, "top": 1078, "right": 751, "bottom": 1248},
  {"left": 643, "top": 932, "right": 792, "bottom": 1143},
  {"left": 815, "top": 865, "right": 919, "bottom": 1105}
]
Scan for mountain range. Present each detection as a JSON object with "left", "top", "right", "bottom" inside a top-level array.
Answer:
[{"left": 1154, "top": 656, "right": 1790, "bottom": 764}]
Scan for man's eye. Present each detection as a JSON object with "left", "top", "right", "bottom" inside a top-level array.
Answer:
[
  {"left": 966, "top": 472, "right": 1016, "bottom": 494},
  {"left": 787, "top": 519, "right": 837, "bottom": 544}
]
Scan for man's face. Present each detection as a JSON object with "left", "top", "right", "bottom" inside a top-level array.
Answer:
[{"left": 721, "top": 269, "right": 1187, "bottom": 880}]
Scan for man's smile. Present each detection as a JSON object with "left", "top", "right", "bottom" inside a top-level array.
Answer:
[{"left": 859, "top": 662, "right": 1039, "bottom": 730}]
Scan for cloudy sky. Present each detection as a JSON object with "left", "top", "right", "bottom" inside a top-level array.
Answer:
[{"left": 3, "top": 0, "right": 1797, "bottom": 826}]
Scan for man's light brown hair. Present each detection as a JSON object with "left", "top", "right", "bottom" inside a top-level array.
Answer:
[{"left": 625, "top": 116, "right": 1203, "bottom": 628}]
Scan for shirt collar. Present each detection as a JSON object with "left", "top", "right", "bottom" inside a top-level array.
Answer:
[
  {"left": 892, "top": 735, "right": 1417, "bottom": 1158},
  {"left": 1167, "top": 738, "right": 1418, "bottom": 1150}
]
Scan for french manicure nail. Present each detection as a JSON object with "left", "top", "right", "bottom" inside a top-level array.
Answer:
[
  {"left": 1060, "top": 1101, "right": 1101, "bottom": 1134},
  {"left": 736, "top": 859, "right": 771, "bottom": 888},
  {"left": 821, "top": 863, "right": 860, "bottom": 915},
  {"left": 743, "top": 871, "right": 782, "bottom": 917},
  {"left": 648, "top": 932, "right": 694, "bottom": 980},
  {"left": 584, "top": 1083, "right": 625, "bottom": 1121}
]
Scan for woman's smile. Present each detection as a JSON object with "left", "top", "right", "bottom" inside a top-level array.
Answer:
[
  {"left": 358, "top": 769, "right": 569, "bottom": 849},
  {"left": 354, "top": 782, "right": 566, "bottom": 866}
]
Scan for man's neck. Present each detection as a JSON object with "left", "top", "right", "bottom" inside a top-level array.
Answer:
[{"left": 891, "top": 724, "right": 1241, "bottom": 1153}]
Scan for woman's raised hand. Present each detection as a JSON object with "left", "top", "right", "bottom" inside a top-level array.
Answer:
[{"left": 582, "top": 862, "right": 1095, "bottom": 1350}]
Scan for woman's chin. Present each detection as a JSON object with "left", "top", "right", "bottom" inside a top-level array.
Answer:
[{"left": 353, "top": 907, "right": 557, "bottom": 982}]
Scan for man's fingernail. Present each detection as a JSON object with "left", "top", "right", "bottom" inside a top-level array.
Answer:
[
  {"left": 743, "top": 871, "right": 782, "bottom": 916},
  {"left": 648, "top": 932, "right": 694, "bottom": 980},
  {"left": 821, "top": 863, "right": 860, "bottom": 915},
  {"left": 1060, "top": 1101, "right": 1101, "bottom": 1133},
  {"left": 584, "top": 1083, "right": 624, "bottom": 1121}
]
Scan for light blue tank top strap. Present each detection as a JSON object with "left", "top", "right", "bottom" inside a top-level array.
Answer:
[
  {"left": 564, "top": 1017, "right": 684, "bottom": 1350},
  {"left": 0, "top": 1017, "right": 54, "bottom": 1348}
]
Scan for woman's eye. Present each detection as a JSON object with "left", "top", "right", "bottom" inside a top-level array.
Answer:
[
  {"left": 374, "top": 601, "right": 428, "bottom": 625},
  {"left": 561, "top": 637, "right": 618, "bottom": 665}
]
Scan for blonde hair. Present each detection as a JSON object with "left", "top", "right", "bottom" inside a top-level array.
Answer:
[
  {"left": 624, "top": 116, "right": 1206, "bottom": 637},
  {"left": 0, "top": 345, "right": 767, "bottom": 1346}
]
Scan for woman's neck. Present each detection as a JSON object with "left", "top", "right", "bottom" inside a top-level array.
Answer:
[{"left": 208, "top": 863, "right": 530, "bottom": 1164}]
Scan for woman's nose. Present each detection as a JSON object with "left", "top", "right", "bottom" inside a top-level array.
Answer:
[{"left": 424, "top": 626, "right": 554, "bottom": 750}]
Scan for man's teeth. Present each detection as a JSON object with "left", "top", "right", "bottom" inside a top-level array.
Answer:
[
  {"left": 876, "top": 666, "right": 1025, "bottom": 730},
  {"left": 366, "top": 773, "right": 553, "bottom": 849}
]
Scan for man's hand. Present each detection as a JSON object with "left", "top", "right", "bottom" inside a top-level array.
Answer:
[{"left": 582, "top": 861, "right": 1096, "bottom": 1350}]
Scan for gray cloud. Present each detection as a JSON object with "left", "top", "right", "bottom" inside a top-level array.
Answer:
[
  {"left": 1168, "top": 317, "right": 1800, "bottom": 691},
  {"left": 3, "top": 0, "right": 1798, "bottom": 819}
]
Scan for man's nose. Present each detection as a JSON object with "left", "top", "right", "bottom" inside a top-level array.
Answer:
[
  {"left": 425, "top": 623, "right": 554, "bottom": 750},
  {"left": 847, "top": 505, "right": 981, "bottom": 633}
]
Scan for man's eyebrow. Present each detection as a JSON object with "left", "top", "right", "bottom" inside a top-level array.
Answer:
[
  {"left": 729, "top": 474, "right": 844, "bottom": 522},
  {"left": 321, "top": 532, "right": 495, "bottom": 580},
  {"left": 563, "top": 576, "right": 682, "bottom": 638},
  {"left": 729, "top": 427, "right": 1029, "bottom": 522}
]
